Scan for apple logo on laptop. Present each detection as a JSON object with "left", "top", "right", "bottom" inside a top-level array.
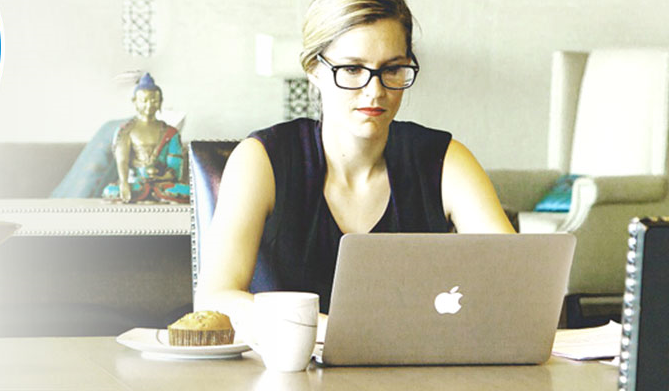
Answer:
[{"left": 434, "top": 286, "right": 463, "bottom": 314}]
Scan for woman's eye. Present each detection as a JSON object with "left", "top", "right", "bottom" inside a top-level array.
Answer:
[
  {"left": 342, "top": 66, "right": 363, "bottom": 75},
  {"left": 384, "top": 66, "right": 402, "bottom": 76}
]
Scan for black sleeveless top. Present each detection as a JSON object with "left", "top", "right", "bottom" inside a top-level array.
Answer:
[{"left": 248, "top": 118, "right": 454, "bottom": 312}]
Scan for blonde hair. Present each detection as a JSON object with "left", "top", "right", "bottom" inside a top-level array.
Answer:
[{"left": 300, "top": 0, "right": 415, "bottom": 74}]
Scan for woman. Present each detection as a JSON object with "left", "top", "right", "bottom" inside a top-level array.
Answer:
[{"left": 195, "top": 0, "right": 515, "bottom": 337}]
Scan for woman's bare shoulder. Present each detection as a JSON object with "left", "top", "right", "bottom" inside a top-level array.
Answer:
[
  {"left": 231, "top": 137, "right": 269, "bottom": 160},
  {"left": 441, "top": 138, "right": 515, "bottom": 233},
  {"left": 443, "top": 138, "right": 480, "bottom": 172},
  {"left": 218, "top": 137, "right": 275, "bottom": 213}
]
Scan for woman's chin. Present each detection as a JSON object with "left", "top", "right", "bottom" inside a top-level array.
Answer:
[
  {"left": 350, "top": 119, "right": 390, "bottom": 140},
  {"left": 325, "top": 112, "right": 392, "bottom": 140}
]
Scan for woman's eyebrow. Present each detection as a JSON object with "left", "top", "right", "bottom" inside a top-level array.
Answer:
[{"left": 337, "top": 55, "right": 408, "bottom": 65}]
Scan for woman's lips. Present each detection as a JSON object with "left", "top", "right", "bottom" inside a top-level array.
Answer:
[{"left": 356, "top": 107, "right": 386, "bottom": 117}]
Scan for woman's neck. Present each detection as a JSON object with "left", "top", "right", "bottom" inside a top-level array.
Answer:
[{"left": 321, "top": 120, "right": 389, "bottom": 186}]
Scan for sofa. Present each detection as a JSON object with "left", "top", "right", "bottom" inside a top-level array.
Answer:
[{"left": 0, "top": 140, "right": 526, "bottom": 337}]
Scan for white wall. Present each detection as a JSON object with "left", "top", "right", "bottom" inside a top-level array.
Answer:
[
  {"left": 0, "top": 0, "right": 309, "bottom": 143},
  {"left": 402, "top": 0, "right": 669, "bottom": 169},
  {"left": 1, "top": 0, "right": 668, "bottom": 169}
]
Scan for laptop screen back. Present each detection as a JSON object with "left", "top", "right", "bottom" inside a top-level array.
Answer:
[{"left": 321, "top": 233, "right": 576, "bottom": 366}]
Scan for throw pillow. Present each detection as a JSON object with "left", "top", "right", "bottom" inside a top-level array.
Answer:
[
  {"left": 50, "top": 118, "right": 130, "bottom": 198},
  {"left": 533, "top": 174, "right": 583, "bottom": 212}
]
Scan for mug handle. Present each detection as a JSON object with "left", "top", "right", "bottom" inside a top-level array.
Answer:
[
  {"left": 231, "top": 316, "right": 263, "bottom": 355},
  {"left": 232, "top": 313, "right": 318, "bottom": 356}
]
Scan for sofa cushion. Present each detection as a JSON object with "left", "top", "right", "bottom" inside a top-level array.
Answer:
[{"left": 0, "top": 143, "right": 83, "bottom": 198}]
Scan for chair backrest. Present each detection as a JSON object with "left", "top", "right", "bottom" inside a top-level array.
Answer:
[
  {"left": 548, "top": 48, "right": 669, "bottom": 176},
  {"left": 188, "top": 141, "right": 239, "bottom": 294}
]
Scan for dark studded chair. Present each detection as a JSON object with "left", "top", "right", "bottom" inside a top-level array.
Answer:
[
  {"left": 190, "top": 140, "right": 282, "bottom": 298},
  {"left": 188, "top": 141, "right": 240, "bottom": 295}
]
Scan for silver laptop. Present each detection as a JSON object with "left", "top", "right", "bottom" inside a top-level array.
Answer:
[{"left": 316, "top": 233, "right": 576, "bottom": 366}]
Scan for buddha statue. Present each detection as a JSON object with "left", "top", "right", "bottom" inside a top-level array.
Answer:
[{"left": 102, "top": 73, "right": 189, "bottom": 203}]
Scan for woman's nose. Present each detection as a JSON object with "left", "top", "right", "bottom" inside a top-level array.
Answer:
[{"left": 363, "top": 75, "right": 386, "bottom": 98}]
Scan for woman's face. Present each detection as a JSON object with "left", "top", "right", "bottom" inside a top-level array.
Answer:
[{"left": 310, "top": 18, "right": 411, "bottom": 140}]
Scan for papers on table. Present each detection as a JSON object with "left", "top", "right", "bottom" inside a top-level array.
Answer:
[
  {"left": 551, "top": 320, "right": 622, "bottom": 360},
  {"left": 600, "top": 356, "right": 620, "bottom": 366}
]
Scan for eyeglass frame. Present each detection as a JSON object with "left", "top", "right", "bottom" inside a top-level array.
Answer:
[{"left": 316, "top": 54, "right": 420, "bottom": 90}]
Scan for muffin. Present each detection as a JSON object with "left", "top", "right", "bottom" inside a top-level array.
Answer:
[{"left": 168, "top": 310, "right": 235, "bottom": 346}]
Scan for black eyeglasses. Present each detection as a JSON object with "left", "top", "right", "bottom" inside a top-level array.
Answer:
[{"left": 316, "top": 54, "right": 419, "bottom": 90}]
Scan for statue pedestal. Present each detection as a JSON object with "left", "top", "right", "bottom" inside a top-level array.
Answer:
[{"left": 0, "top": 198, "right": 189, "bottom": 236}]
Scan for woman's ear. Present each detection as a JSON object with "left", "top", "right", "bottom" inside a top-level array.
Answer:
[{"left": 306, "top": 71, "right": 319, "bottom": 88}]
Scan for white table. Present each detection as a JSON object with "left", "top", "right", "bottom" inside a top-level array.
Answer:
[{"left": 0, "top": 336, "right": 618, "bottom": 390}]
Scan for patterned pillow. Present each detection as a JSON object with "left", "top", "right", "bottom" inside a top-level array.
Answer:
[
  {"left": 533, "top": 174, "right": 583, "bottom": 212},
  {"left": 50, "top": 118, "right": 130, "bottom": 198}
]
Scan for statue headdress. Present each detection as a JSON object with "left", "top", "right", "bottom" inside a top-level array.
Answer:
[{"left": 133, "top": 72, "right": 162, "bottom": 97}]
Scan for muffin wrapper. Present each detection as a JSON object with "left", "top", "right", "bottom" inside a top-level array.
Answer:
[{"left": 168, "top": 328, "right": 235, "bottom": 346}]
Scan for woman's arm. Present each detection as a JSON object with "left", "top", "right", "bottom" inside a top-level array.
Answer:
[
  {"left": 441, "top": 139, "right": 516, "bottom": 234},
  {"left": 194, "top": 138, "right": 276, "bottom": 322}
]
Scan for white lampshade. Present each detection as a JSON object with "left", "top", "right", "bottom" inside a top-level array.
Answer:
[{"left": 255, "top": 34, "right": 304, "bottom": 78}]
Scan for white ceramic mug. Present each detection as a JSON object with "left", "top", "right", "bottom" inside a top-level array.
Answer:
[{"left": 249, "top": 292, "right": 319, "bottom": 372}]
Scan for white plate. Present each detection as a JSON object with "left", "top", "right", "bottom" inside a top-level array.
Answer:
[{"left": 116, "top": 328, "right": 251, "bottom": 360}]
